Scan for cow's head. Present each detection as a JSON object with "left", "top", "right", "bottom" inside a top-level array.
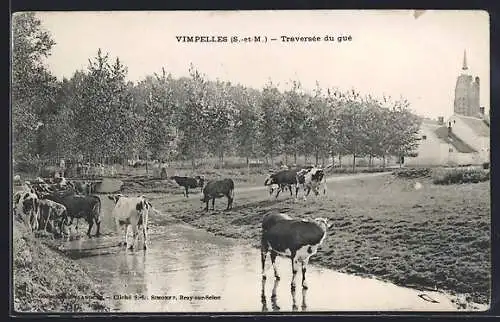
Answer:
[
  {"left": 195, "top": 176, "right": 205, "bottom": 188},
  {"left": 108, "top": 194, "right": 124, "bottom": 204},
  {"left": 314, "top": 217, "right": 334, "bottom": 231},
  {"left": 21, "top": 191, "right": 39, "bottom": 215},
  {"left": 264, "top": 175, "right": 276, "bottom": 186}
]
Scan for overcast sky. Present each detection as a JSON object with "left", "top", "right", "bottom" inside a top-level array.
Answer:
[{"left": 34, "top": 10, "right": 489, "bottom": 119}]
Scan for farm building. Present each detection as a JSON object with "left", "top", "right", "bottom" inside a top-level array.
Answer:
[{"left": 405, "top": 50, "right": 490, "bottom": 167}]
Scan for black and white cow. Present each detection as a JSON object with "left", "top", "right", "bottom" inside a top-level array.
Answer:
[
  {"left": 170, "top": 176, "right": 205, "bottom": 197},
  {"left": 13, "top": 188, "right": 40, "bottom": 231},
  {"left": 296, "top": 167, "right": 327, "bottom": 200},
  {"left": 200, "top": 178, "right": 234, "bottom": 211},
  {"left": 108, "top": 194, "right": 153, "bottom": 250},
  {"left": 41, "top": 193, "right": 102, "bottom": 237},
  {"left": 261, "top": 213, "right": 333, "bottom": 291},
  {"left": 264, "top": 169, "right": 300, "bottom": 199}
]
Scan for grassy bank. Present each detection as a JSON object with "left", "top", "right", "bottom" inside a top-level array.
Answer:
[
  {"left": 168, "top": 174, "right": 491, "bottom": 307},
  {"left": 12, "top": 220, "right": 110, "bottom": 313}
]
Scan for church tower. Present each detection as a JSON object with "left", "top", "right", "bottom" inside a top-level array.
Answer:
[{"left": 453, "top": 50, "right": 480, "bottom": 116}]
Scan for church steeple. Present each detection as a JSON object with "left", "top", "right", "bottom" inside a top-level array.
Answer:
[{"left": 462, "top": 49, "right": 468, "bottom": 71}]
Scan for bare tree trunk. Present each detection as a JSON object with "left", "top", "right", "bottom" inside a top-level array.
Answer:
[
  {"left": 338, "top": 154, "right": 342, "bottom": 168},
  {"left": 321, "top": 155, "right": 325, "bottom": 168},
  {"left": 352, "top": 154, "right": 356, "bottom": 173},
  {"left": 294, "top": 151, "right": 297, "bottom": 165},
  {"left": 191, "top": 155, "right": 196, "bottom": 171},
  {"left": 315, "top": 150, "right": 319, "bottom": 166},
  {"left": 382, "top": 155, "right": 386, "bottom": 170}
]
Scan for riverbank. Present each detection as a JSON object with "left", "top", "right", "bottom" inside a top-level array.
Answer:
[
  {"left": 12, "top": 220, "right": 110, "bottom": 313},
  {"left": 169, "top": 174, "right": 491, "bottom": 309}
]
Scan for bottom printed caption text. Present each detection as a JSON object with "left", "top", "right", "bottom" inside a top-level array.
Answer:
[{"left": 110, "top": 294, "right": 222, "bottom": 301}]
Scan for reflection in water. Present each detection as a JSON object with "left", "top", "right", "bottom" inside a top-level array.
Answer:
[
  {"left": 116, "top": 250, "right": 147, "bottom": 296},
  {"left": 74, "top": 224, "right": 458, "bottom": 312},
  {"left": 261, "top": 277, "right": 281, "bottom": 312}
]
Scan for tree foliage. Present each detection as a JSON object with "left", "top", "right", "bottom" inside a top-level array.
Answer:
[{"left": 12, "top": 13, "right": 424, "bottom": 170}]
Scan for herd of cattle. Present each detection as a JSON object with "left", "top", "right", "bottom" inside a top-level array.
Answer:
[{"left": 12, "top": 165, "right": 332, "bottom": 291}]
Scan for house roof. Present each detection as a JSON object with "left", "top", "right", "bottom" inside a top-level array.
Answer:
[
  {"left": 434, "top": 126, "right": 477, "bottom": 153},
  {"left": 454, "top": 115, "right": 490, "bottom": 137}
]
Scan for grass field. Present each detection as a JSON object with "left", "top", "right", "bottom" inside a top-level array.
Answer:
[{"left": 159, "top": 173, "right": 491, "bottom": 307}]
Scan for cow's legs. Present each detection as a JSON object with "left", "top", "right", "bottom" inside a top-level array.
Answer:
[
  {"left": 270, "top": 250, "right": 280, "bottom": 280},
  {"left": 301, "top": 259, "right": 309, "bottom": 289},
  {"left": 185, "top": 186, "right": 189, "bottom": 198},
  {"left": 303, "top": 187, "right": 311, "bottom": 201},
  {"left": 43, "top": 211, "right": 51, "bottom": 232},
  {"left": 142, "top": 225, "right": 148, "bottom": 250},
  {"left": 128, "top": 225, "right": 139, "bottom": 250},
  {"left": 116, "top": 219, "right": 125, "bottom": 246},
  {"left": 211, "top": 198, "right": 215, "bottom": 210},
  {"left": 290, "top": 253, "right": 299, "bottom": 291},
  {"left": 86, "top": 217, "right": 94, "bottom": 237},
  {"left": 205, "top": 200, "right": 209, "bottom": 211},
  {"left": 288, "top": 185, "right": 293, "bottom": 197},
  {"left": 275, "top": 187, "right": 281, "bottom": 199},
  {"left": 227, "top": 195, "right": 233, "bottom": 210},
  {"left": 94, "top": 219, "right": 101, "bottom": 237},
  {"left": 261, "top": 240, "right": 269, "bottom": 280},
  {"left": 125, "top": 225, "right": 130, "bottom": 249}
]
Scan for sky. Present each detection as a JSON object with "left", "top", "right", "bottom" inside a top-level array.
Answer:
[{"left": 32, "top": 10, "right": 490, "bottom": 120}]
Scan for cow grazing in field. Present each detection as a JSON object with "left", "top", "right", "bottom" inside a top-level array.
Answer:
[
  {"left": 13, "top": 189, "right": 40, "bottom": 231},
  {"left": 264, "top": 169, "right": 300, "bottom": 199},
  {"left": 201, "top": 178, "right": 234, "bottom": 211},
  {"left": 41, "top": 193, "right": 102, "bottom": 237},
  {"left": 37, "top": 199, "right": 69, "bottom": 236},
  {"left": 261, "top": 213, "right": 333, "bottom": 291},
  {"left": 170, "top": 175, "right": 205, "bottom": 197},
  {"left": 296, "top": 167, "right": 327, "bottom": 200},
  {"left": 108, "top": 194, "right": 153, "bottom": 250}
]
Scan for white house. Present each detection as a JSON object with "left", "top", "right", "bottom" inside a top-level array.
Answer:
[
  {"left": 446, "top": 113, "right": 490, "bottom": 164},
  {"left": 405, "top": 117, "right": 482, "bottom": 167}
]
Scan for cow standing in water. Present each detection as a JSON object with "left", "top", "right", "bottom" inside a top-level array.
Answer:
[
  {"left": 108, "top": 194, "right": 153, "bottom": 250},
  {"left": 260, "top": 213, "right": 333, "bottom": 291}
]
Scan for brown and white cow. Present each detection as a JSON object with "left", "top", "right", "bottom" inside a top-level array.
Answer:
[
  {"left": 261, "top": 213, "right": 333, "bottom": 291},
  {"left": 108, "top": 194, "right": 153, "bottom": 250},
  {"left": 37, "top": 199, "right": 69, "bottom": 236}
]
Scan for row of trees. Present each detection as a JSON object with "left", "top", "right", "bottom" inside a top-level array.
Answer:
[{"left": 12, "top": 13, "right": 422, "bottom": 170}]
